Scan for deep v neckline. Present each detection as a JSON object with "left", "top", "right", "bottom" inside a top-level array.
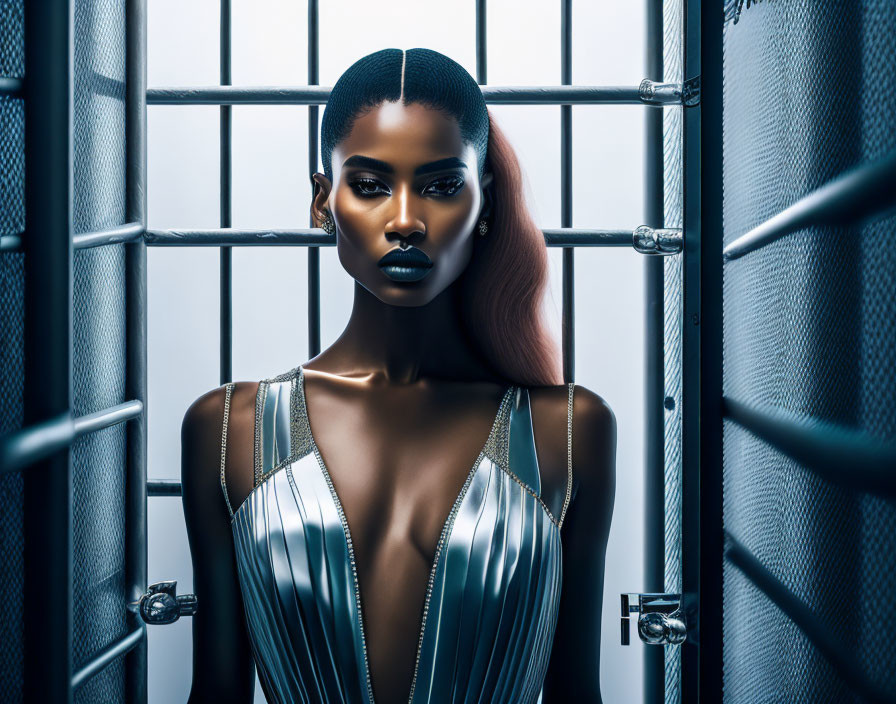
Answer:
[{"left": 296, "top": 365, "right": 515, "bottom": 704}]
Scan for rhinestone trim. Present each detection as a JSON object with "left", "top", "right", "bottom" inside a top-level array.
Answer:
[
  {"left": 253, "top": 380, "right": 268, "bottom": 486},
  {"left": 220, "top": 382, "right": 236, "bottom": 519},
  {"left": 558, "top": 383, "right": 575, "bottom": 529},
  {"left": 406, "top": 384, "right": 517, "bottom": 703}
]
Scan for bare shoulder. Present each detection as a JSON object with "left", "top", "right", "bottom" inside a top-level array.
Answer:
[
  {"left": 529, "top": 383, "right": 617, "bottom": 517},
  {"left": 181, "top": 381, "right": 261, "bottom": 507}
]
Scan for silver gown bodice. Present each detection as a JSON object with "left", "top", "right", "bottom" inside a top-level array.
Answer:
[{"left": 221, "top": 365, "right": 571, "bottom": 704}]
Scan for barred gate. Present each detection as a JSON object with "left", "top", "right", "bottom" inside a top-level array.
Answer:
[{"left": 3, "top": 0, "right": 892, "bottom": 702}]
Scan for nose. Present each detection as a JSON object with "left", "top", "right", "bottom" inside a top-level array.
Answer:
[{"left": 385, "top": 183, "right": 426, "bottom": 246}]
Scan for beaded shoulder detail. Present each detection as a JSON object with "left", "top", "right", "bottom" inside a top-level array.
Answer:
[
  {"left": 252, "top": 365, "right": 313, "bottom": 489},
  {"left": 481, "top": 388, "right": 513, "bottom": 471}
]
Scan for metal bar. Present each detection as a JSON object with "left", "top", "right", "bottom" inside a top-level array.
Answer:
[
  {"left": 476, "top": 0, "right": 486, "bottom": 85},
  {"left": 560, "top": 0, "right": 574, "bottom": 385},
  {"left": 73, "top": 221, "right": 144, "bottom": 249},
  {"left": 723, "top": 149, "right": 896, "bottom": 261},
  {"left": 724, "top": 534, "right": 891, "bottom": 704},
  {"left": 307, "top": 0, "right": 320, "bottom": 358},
  {"left": 74, "top": 400, "right": 144, "bottom": 436},
  {"left": 644, "top": 0, "right": 665, "bottom": 700},
  {"left": 220, "top": 0, "right": 232, "bottom": 384},
  {"left": 144, "top": 227, "right": 662, "bottom": 248},
  {"left": 146, "top": 84, "right": 685, "bottom": 106},
  {"left": 680, "top": 0, "right": 725, "bottom": 700},
  {"left": 71, "top": 624, "right": 147, "bottom": 691},
  {"left": 23, "top": 0, "right": 73, "bottom": 698},
  {"left": 0, "top": 412, "right": 74, "bottom": 476},
  {"left": 1, "top": 222, "right": 144, "bottom": 252},
  {"left": 723, "top": 397, "right": 896, "bottom": 499},
  {"left": 0, "top": 234, "right": 22, "bottom": 251},
  {"left": 0, "top": 401, "right": 143, "bottom": 476},
  {"left": 0, "top": 76, "right": 24, "bottom": 96},
  {"left": 124, "top": 0, "right": 148, "bottom": 697},
  {"left": 147, "top": 479, "right": 183, "bottom": 496}
]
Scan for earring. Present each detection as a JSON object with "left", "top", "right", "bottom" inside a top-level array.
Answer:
[
  {"left": 320, "top": 210, "right": 335, "bottom": 235},
  {"left": 478, "top": 218, "right": 489, "bottom": 237}
]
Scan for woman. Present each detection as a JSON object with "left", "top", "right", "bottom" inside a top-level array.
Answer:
[{"left": 181, "top": 48, "right": 616, "bottom": 704}]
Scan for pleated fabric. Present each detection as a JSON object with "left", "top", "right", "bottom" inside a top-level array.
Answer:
[{"left": 227, "top": 366, "right": 564, "bottom": 704}]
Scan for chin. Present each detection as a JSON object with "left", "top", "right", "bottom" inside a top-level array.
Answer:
[{"left": 368, "top": 279, "right": 441, "bottom": 307}]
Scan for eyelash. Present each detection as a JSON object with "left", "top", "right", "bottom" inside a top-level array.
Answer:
[{"left": 349, "top": 176, "right": 465, "bottom": 199}]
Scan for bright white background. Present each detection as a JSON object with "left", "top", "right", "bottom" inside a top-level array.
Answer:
[{"left": 146, "top": 2, "right": 646, "bottom": 702}]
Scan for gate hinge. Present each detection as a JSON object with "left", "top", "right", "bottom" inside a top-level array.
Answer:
[{"left": 682, "top": 75, "right": 701, "bottom": 106}]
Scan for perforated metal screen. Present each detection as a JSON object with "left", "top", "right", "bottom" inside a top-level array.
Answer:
[{"left": 721, "top": 1, "right": 896, "bottom": 701}]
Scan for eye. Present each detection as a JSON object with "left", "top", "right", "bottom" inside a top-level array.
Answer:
[
  {"left": 423, "top": 176, "right": 465, "bottom": 197},
  {"left": 349, "top": 178, "right": 389, "bottom": 198}
]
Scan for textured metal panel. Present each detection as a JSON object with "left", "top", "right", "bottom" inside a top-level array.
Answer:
[
  {"left": 0, "top": 252, "right": 25, "bottom": 702},
  {"left": 71, "top": 245, "right": 128, "bottom": 704},
  {"left": 0, "top": 96, "right": 24, "bottom": 236},
  {"left": 71, "top": 0, "right": 128, "bottom": 699},
  {"left": 0, "top": 0, "right": 24, "bottom": 78},
  {"left": 661, "top": 0, "right": 683, "bottom": 701},
  {"left": 0, "top": 0, "right": 26, "bottom": 700},
  {"left": 721, "top": 1, "right": 896, "bottom": 700}
]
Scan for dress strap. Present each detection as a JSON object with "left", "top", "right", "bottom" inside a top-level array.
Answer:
[
  {"left": 558, "top": 382, "right": 574, "bottom": 529},
  {"left": 220, "top": 382, "right": 236, "bottom": 519}
]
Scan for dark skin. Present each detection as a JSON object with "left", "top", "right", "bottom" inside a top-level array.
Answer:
[{"left": 181, "top": 100, "right": 617, "bottom": 703}]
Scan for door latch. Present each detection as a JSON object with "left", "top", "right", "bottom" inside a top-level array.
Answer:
[
  {"left": 128, "top": 580, "right": 198, "bottom": 625},
  {"left": 621, "top": 593, "right": 686, "bottom": 646}
]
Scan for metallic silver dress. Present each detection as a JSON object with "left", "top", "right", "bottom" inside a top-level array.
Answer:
[{"left": 220, "top": 365, "right": 574, "bottom": 704}]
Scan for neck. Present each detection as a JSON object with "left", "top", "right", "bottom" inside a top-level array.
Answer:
[{"left": 313, "top": 280, "right": 499, "bottom": 386}]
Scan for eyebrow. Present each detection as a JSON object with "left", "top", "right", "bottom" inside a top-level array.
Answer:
[{"left": 341, "top": 155, "right": 468, "bottom": 176}]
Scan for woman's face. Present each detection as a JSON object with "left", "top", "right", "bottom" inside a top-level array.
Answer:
[{"left": 312, "top": 101, "right": 492, "bottom": 307}]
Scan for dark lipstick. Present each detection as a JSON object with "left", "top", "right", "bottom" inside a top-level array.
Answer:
[{"left": 377, "top": 246, "right": 434, "bottom": 282}]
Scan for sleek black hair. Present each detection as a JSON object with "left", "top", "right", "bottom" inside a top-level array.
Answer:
[{"left": 320, "top": 48, "right": 490, "bottom": 182}]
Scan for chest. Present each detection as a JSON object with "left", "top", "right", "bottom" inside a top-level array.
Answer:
[{"left": 303, "top": 383, "right": 512, "bottom": 563}]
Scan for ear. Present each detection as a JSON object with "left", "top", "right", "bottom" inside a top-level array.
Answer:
[
  {"left": 310, "top": 172, "right": 333, "bottom": 228},
  {"left": 479, "top": 171, "right": 494, "bottom": 220}
]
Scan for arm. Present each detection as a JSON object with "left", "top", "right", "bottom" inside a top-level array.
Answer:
[
  {"left": 542, "top": 387, "right": 618, "bottom": 703},
  {"left": 181, "top": 386, "right": 256, "bottom": 703}
]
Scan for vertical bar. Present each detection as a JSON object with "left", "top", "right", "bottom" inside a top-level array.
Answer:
[
  {"left": 644, "top": 0, "right": 665, "bottom": 700},
  {"left": 476, "top": 0, "right": 487, "bottom": 85},
  {"left": 220, "top": 0, "right": 232, "bottom": 383},
  {"left": 23, "top": 0, "right": 73, "bottom": 700},
  {"left": 697, "top": 0, "right": 724, "bottom": 697},
  {"left": 681, "top": 0, "right": 724, "bottom": 700},
  {"left": 307, "top": 0, "right": 321, "bottom": 358},
  {"left": 125, "top": 0, "right": 148, "bottom": 698},
  {"left": 560, "top": 0, "right": 574, "bottom": 384}
]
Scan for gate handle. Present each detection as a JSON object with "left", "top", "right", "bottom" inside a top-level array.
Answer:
[
  {"left": 621, "top": 592, "right": 686, "bottom": 646},
  {"left": 128, "top": 580, "right": 198, "bottom": 625}
]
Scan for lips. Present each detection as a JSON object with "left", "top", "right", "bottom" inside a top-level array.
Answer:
[{"left": 377, "top": 246, "right": 434, "bottom": 282}]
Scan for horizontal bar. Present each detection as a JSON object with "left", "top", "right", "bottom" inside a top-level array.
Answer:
[
  {"left": 724, "top": 149, "right": 896, "bottom": 261},
  {"left": 71, "top": 624, "right": 146, "bottom": 691},
  {"left": 0, "top": 400, "right": 144, "bottom": 475},
  {"left": 0, "top": 76, "right": 24, "bottom": 97},
  {"left": 147, "top": 83, "right": 685, "bottom": 107},
  {"left": 723, "top": 396, "right": 896, "bottom": 499},
  {"left": 147, "top": 479, "right": 182, "bottom": 497},
  {"left": 73, "top": 400, "right": 144, "bottom": 437},
  {"left": 0, "top": 412, "right": 74, "bottom": 476},
  {"left": 74, "top": 221, "right": 144, "bottom": 250},
  {"left": 1, "top": 234, "right": 22, "bottom": 252},
  {"left": 146, "top": 228, "right": 334, "bottom": 246},
  {"left": 146, "top": 227, "right": 681, "bottom": 251},
  {"left": 724, "top": 533, "right": 890, "bottom": 704},
  {"left": 1, "top": 222, "right": 145, "bottom": 253}
]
